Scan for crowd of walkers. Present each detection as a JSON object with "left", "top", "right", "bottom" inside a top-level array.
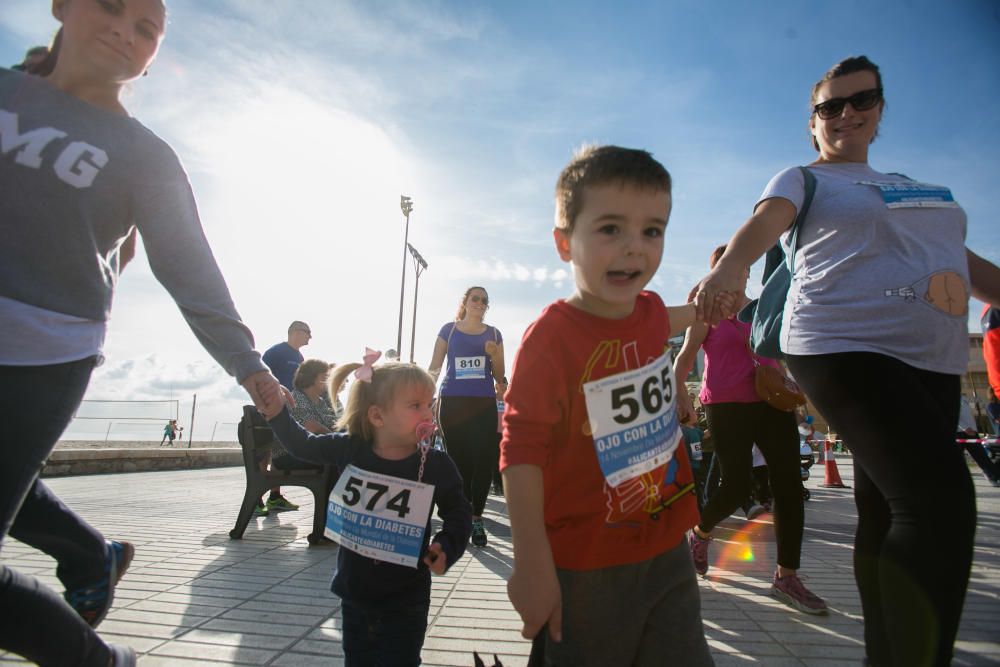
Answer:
[{"left": 2, "top": 3, "right": 998, "bottom": 665}]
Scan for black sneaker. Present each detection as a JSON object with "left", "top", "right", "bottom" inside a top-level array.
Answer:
[
  {"left": 471, "top": 518, "right": 488, "bottom": 547},
  {"left": 64, "top": 540, "right": 135, "bottom": 628}
]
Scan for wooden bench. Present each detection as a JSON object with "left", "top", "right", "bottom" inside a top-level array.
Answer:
[{"left": 229, "top": 405, "right": 335, "bottom": 545}]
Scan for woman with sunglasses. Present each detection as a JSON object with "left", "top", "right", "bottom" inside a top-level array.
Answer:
[
  {"left": 690, "top": 55, "right": 1000, "bottom": 666},
  {"left": 429, "top": 287, "right": 506, "bottom": 548},
  {"left": 0, "top": 1, "right": 284, "bottom": 664}
]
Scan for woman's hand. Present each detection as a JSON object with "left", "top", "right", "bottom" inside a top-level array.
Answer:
[
  {"left": 689, "top": 197, "right": 798, "bottom": 325},
  {"left": 242, "top": 371, "right": 292, "bottom": 419}
]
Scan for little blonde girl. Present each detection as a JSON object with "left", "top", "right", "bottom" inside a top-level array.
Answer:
[{"left": 265, "top": 353, "right": 472, "bottom": 666}]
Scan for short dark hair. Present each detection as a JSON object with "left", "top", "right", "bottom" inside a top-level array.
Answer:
[
  {"left": 810, "top": 55, "right": 884, "bottom": 151},
  {"left": 293, "top": 359, "right": 331, "bottom": 390},
  {"left": 555, "top": 145, "right": 671, "bottom": 232}
]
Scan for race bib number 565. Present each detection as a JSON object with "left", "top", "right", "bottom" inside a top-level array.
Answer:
[
  {"left": 583, "top": 352, "right": 681, "bottom": 487},
  {"left": 325, "top": 464, "right": 434, "bottom": 568}
]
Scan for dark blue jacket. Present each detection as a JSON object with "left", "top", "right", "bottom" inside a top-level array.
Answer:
[{"left": 268, "top": 408, "right": 472, "bottom": 606}]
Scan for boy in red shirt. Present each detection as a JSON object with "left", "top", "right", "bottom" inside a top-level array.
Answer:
[{"left": 500, "top": 145, "right": 715, "bottom": 665}]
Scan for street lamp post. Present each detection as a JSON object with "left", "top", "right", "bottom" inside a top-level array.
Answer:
[
  {"left": 407, "top": 243, "right": 428, "bottom": 363},
  {"left": 396, "top": 195, "right": 414, "bottom": 358}
]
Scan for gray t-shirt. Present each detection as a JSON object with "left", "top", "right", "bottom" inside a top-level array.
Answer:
[
  {"left": 759, "top": 162, "right": 969, "bottom": 374},
  {"left": 0, "top": 68, "right": 265, "bottom": 381}
]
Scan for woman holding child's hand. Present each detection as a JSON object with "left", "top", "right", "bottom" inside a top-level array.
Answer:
[
  {"left": 690, "top": 56, "right": 1000, "bottom": 666},
  {"left": 0, "top": 1, "right": 282, "bottom": 664}
]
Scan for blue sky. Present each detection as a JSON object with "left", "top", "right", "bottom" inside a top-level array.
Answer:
[{"left": 3, "top": 1, "right": 998, "bottom": 440}]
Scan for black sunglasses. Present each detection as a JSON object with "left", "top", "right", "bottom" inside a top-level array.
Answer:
[
  {"left": 469, "top": 295, "right": 489, "bottom": 305},
  {"left": 812, "top": 87, "right": 882, "bottom": 120}
]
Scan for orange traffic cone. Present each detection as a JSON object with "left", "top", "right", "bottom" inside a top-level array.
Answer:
[{"left": 822, "top": 439, "right": 848, "bottom": 488}]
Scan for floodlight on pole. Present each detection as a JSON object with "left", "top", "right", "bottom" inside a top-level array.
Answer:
[
  {"left": 407, "top": 243, "right": 428, "bottom": 363},
  {"left": 396, "top": 195, "right": 414, "bottom": 358}
]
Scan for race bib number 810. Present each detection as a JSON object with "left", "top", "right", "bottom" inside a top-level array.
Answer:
[
  {"left": 325, "top": 464, "right": 434, "bottom": 568},
  {"left": 583, "top": 352, "right": 681, "bottom": 487}
]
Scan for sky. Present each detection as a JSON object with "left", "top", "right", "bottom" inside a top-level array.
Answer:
[{"left": 3, "top": 1, "right": 999, "bottom": 442}]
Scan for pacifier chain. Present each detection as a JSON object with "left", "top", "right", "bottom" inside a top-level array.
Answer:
[{"left": 415, "top": 421, "right": 438, "bottom": 483}]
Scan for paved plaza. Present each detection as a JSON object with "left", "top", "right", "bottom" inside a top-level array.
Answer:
[{"left": 2, "top": 457, "right": 998, "bottom": 666}]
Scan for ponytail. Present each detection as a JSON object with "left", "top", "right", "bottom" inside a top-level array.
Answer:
[{"left": 30, "top": 29, "right": 62, "bottom": 77}]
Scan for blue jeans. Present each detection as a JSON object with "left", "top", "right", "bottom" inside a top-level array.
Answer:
[
  {"left": 341, "top": 598, "right": 429, "bottom": 666},
  {"left": 0, "top": 359, "right": 114, "bottom": 666}
]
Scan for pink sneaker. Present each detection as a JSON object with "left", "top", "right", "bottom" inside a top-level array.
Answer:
[
  {"left": 688, "top": 530, "right": 711, "bottom": 576},
  {"left": 771, "top": 572, "right": 828, "bottom": 615}
]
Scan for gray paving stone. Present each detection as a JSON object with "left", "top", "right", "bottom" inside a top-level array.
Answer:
[
  {"left": 148, "top": 640, "right": 278, "bottom": 664},
  {"left": 270, "top": 653, "right": 345, "bottom": 666},
  {"left": 0, "top": 462, "right": 995, "bottom": 665}
]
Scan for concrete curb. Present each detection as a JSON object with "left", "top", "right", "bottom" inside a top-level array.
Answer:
[{"left": 42, "top": 448, "right": 242, "bottom": 477}]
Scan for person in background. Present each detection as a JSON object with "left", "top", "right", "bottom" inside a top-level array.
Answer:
[
  {"left": 255, "top": 359, "right": 341, "bottom": 516},
  {"left": 983, "top": 305, "right": 1000, "bottom": 420},
  {"left": 691, "top": 55, "right": 1000, "bottom": 666},
  {"left": 957, "top": 395, "right": 1000, "bottom": 487},
  {"left": 263, "top": 321, "right": 312, "bottom": 390},
  {"left": 0, "top": 1, "right": 284, "bottom": 664},
  {"left": 10, "top": 45, "right": 48, "bottom": 72},
  {"left": 257, "top": 321, "right": 313, "bottom": 514},
  {"left": 290, "top": 359, "right": 342, "bottom": 433},
  {"left": 986, "top": 388, "right": 1000, "bottom": 437},
  {"left": 428, "top": 287, "right": 506, "bottom": 548},
  {"left": 675, "top": 245, "right": 824, "bottom": 615}
]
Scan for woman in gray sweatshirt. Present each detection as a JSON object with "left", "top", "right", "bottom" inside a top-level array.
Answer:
[{"left": 0, "top": 1, "right": 284, "bottom": 664}]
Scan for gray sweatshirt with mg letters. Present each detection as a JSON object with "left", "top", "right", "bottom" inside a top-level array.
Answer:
[{"left": 0, "top": 68, "right": 264, "bottom": 381}]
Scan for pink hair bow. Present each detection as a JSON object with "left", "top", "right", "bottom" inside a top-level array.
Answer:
[{"left": 354, "top": 347, "right": 382, "bottom": 383}]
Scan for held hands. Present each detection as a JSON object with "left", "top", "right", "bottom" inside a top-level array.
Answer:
[
  {"left": 689, "top": 263, "right": 748, "bottom": 325},
  {"left": 423, "top": 542, "right": 448, "bottom": 575},
  {"left": 507, "top": 560, "right": 562, "bottom": 643},
  {"left": 241, "top": 371, "right": 294, "bottom": 420}
]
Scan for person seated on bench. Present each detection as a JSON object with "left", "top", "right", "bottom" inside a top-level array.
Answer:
[
  {"left": 289, "top": 359, "right": 343, "bottom": 435},
  {"left": 257, "top": 359, "right": 343, "bottom": 515}
]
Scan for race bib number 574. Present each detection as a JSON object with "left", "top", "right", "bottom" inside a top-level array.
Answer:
[
  {"left": 325, "top": 464, "right": 434, "bottom": 568},
  {"left": 583, "top": 352, "right": 681, "bottom": 487}
]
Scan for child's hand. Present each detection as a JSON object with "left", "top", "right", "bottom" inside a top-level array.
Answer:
[
  {"left": 242, "top": 371, "right": 293, "bottom": 419},
  {"left": 423, "top": 542, "right": 448, "bottom": 575},
  {"left": 508, "top": 560, "right": 562, "bottom": 642},
  {"left": 714, "top": 291, "right": 739, "bottom": 319}
]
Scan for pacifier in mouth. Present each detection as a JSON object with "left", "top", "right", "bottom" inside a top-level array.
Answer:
[{"left": 415, "top": 421, "right": 437, "bottom": 446}]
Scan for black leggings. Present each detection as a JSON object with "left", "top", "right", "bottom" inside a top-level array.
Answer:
[
  {"left": 439, "top": 396, "right": 498, "bottom": 517},
  {"left": 786, "top": 352, "right": 973, "bottom": 667},
  {"left": 700, "top": 401, "right": 804, "bottom": 570}
]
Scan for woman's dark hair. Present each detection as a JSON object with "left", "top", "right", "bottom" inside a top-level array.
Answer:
[
  {"left": 292, "top": 359, "right": 332, "bottom": 391},
  {"left": 710, "top": 244, "right": 727, "bottom": 269},
  {"left": 810, "top": 55, "right": 885, "bottom": 151},
  {"left": 29, "top": 28, "right": 62, "bottom": 76}
]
